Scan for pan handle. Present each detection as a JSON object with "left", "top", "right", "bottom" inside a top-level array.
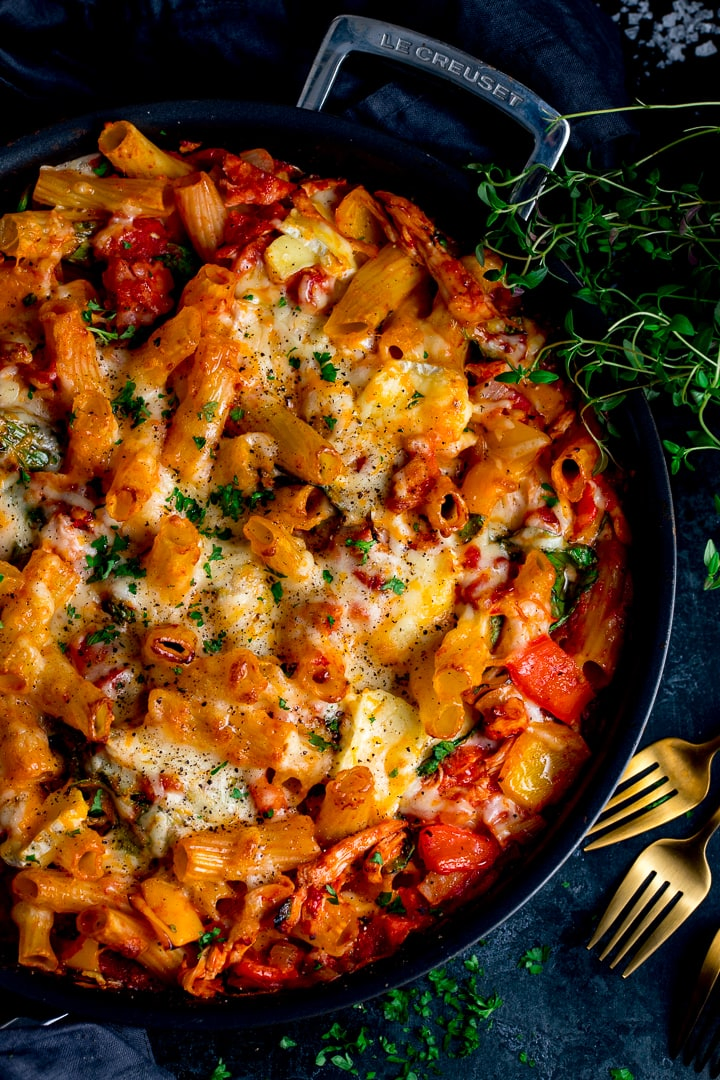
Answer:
[{"left": 298, "top": 15, "right": 570, "bottom": 220}]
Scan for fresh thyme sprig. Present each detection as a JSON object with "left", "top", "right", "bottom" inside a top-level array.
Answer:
[{"left": 469, "top": 106, "right": 720, "bottom": 585}]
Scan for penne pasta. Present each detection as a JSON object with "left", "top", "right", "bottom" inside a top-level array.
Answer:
[
  {"left": 38, "top": 298, "right": 105, "bottom": 406},
  {"left": 254, "top": 403, "right": 345, "bottom": 486},
  {"left": 34, "top": 168, "right": 171, "bottom": 216},
  {"left": 174, "top": 171, "right": 228, "bottom": 261},
  {"left": 129, "top": 304, "right": 202, "bottom": 388},
  {"left": 324, "top": 243, "right": 425, "bottom": 348},
  {"left": 11, "top": 902, "right": 58, "bottom": 972},
  {"left": 243, "top": 514, "right": 315, "bottom": 580},
  {"left": 173, "top": 816, "right": 320, "bottom": 883},
  {"left": 144, "top": 515, "right": 202, "bottom": 604},
  {"left": 98, "top": 120, "right": 195, "bottom": 180},
  {"left": 161, "top": 334, "right": 241, "bottom": 483}
]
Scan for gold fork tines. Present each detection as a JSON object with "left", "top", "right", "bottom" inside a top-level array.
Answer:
[
  {"left": 585, "top": 732, "right": 720, "bottom": 850},
  {"left": 588, "top": 802, "right": 720, "bottom": 976}
]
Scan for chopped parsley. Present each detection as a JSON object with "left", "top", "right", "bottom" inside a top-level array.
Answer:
[
  {"left": 86, "top": 533, "right": 146, "bottom": 583},
  {"left": 417, "top": 736, "right": 466, "bottom": 777},
  {"left": 82, "top": 299, "right": 137, "bottom": 343},
  {"left": 489, "top": 614, "right": 504, "bottom": 650},
  {"left": 325, "top": 884, "right": 340, "bottom": 905},
  {"left": 314, "top": 351, "right": 338, "bottom": 382},
  {"left": 85, "top": 624, "right": 120, "bottom": 647},
  {"left": 197, "top": 400, "right": 219, "bottom": 422},
  {"left": 541, "top": 481, "right": 559, "bottom": 508},
  {"left": 345, "top": 536, "right": 375, "bottom": 563},
  {"left": 270, "top": 580, "right": 284, "bottom": 603},
  {"left": 203, "top": 544, "right": 224, "bottom": 579},
  {"left": 376, "top": 892, "right": 407, "bottom": 916},
  {"left": 196, "top": 928, "right": 226, "bottom": 955},
  {"left": 167, "top": 487, "right": 206, "bottom": 526},
  {"left": 380, "top": 576, "right": 406, "bottom": 595},
  {"left": 517, "top": 945, "right": 551, "bottom": 974},
  {"left": 309, "top": 731, "right": 333, "bottom": 752},
  {"left": 203, "top": 630, "right": 227, "bottom": 655},
  {"left": 209, "top": 481, "right": 274, "bottom": 522},
  {"left": 111, "top": 380, "right": 150, "bottom": 427},
  {"left": 407, "top": 389, "right": 425, "bottom": 408}
]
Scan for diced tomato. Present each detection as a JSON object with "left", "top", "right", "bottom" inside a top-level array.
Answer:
[
  {"left": 438, "top": 744, "right": 487, "bottom": 789},
  {"left": 352, "top": 569, "right": 386, "bottom": 591},
  {"left": 94, "top": 218, "right": 170, "bottom": 260},
  {"left": 69, "top": 630, "right": 116, "bottom": 677},
  {"left": 102, "top": 257, "right": 175, "bottom": 328},
  {"left": 506, "top": 633, "right": 595, "bottom": 725},
  {"left": 349, "top": 891, "right": 432, "bottom": 966},
  {"left": 219, "top": 202, "right": 287, "bottom": 252},
  {"left": 524, "top": 506, "right": 561, "bottom": 533},
  {"left": 233, "top": 955, "right": 304, "bottom": 988},
  {"left": 572, "top": 481, "right": 601, "bottom": 537},
  {"left": 462, "top": 545, "right": 482, "bottom": 570},
  {"left": 418, "top": 823, "right": 500, "bottom": 875},
  {"left": 219, "top": 153, "right": 297, "bottom": 205}
]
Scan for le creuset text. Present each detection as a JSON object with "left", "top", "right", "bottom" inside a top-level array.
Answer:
[{"left": 377, "top": 31, "right": 525, "bottom": 106}]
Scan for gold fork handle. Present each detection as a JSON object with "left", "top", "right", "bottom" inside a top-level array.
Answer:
[
  {"left": 688, "top": 802, "right": 720, "bottom": 855},
  {"left": 698, "top": 732, "right": 720, "bottom": 757}
]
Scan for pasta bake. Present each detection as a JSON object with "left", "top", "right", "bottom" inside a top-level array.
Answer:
[{"left": 0, "top": 121, "right": 631, "bottom": 997}]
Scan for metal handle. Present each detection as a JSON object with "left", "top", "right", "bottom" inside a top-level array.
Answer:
[
  {"left": 0, "top": 1012, "right": 69, "bottom": 1030},
  {"left": 298, "top": 15, "right": 570, "bottom": 220}
]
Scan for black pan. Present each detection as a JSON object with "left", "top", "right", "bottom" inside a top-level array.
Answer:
[{"left": 0, "top": 16, "right": 675, "bottom": 1029}]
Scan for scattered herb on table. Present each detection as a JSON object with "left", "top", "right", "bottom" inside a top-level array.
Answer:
[
  {"left": 517, "top": 945, "right": 551, "bottom": 974},
  {"left": 207, "top": 1060, "right": 232, "bottom": 1080}
]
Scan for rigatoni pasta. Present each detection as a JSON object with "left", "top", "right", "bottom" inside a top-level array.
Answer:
[{"left": 0, "top": 120, "right": 631, "bottom": 998}]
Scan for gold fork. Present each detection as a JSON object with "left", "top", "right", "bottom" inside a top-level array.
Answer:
[
  {"left": 584, "top": 731, "right": 720, "bottom": 850},
  {"left": 670, "top": 925, "right": 720, "bottom": 1075},
  {"left": 587, "top": 799, "right": 720, "bottom": 977}
]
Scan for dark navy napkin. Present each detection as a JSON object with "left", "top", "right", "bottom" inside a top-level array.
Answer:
[
  {"left": 0, "top": 1, "right": 633, "bottom": 1076},
  {"left": 0, "top": 0, "right": 633, "bottom": 161},
  {"left": 0, "top": 1019, "right": 174, "bottom": 1078}
]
